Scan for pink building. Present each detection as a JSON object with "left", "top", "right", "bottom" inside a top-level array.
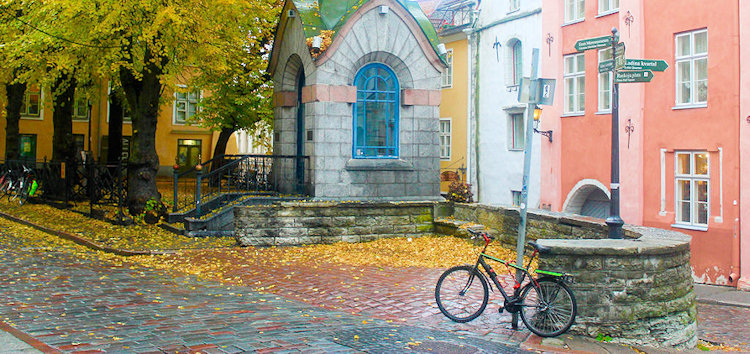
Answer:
[{"left": 541, "top": 0, "right": 748, "bottom": 289}]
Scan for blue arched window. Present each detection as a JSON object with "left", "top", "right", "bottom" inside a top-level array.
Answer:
[{"left": 353, "top": 63, "right": 399, "bottom": 158}]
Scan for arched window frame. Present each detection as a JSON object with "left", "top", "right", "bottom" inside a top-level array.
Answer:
[
  {"left": 352, "top": 63, "right": 400, "bottom": 159},
  {"left": 511, "top": 40, "right": 523, "bottom": 85}
]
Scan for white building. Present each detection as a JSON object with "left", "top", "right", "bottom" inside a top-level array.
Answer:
[{"left": 467, "top": 0, "right": 543, "bottom": 207}]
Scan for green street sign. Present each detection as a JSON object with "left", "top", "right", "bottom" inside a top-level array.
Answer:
[
  {"left": 623, "top": 59, "right": 669, "bottom": 72},
  {"left": 615, "top": 70, "right": 654, "bottom": 83},
  {"left": 575, "top": 36, "right": 613, "bottom": 51},
  {"left": 599, "top": 60, "right": 614, "bottom": 73}
]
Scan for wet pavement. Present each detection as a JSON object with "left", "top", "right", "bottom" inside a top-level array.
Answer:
[
  {"left": 1, "top": 216, "right": 750, "bottom": 353},
  {"left": 0, "top": 222, "right": 524, "bottom": 353}
]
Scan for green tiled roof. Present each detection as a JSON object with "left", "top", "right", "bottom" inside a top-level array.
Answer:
[{"left": 291, "top": 0, "right": 442, "bottom": 58}]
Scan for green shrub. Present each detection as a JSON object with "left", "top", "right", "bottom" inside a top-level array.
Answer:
[{"left": 447, "top": 181, "right": 474, "bottom": 203}]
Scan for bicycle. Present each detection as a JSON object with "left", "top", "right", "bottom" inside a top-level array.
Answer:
[
  {"left": 435, "top": 228, "right": 577, "bottom": 337},
  {"left": 6, "top": 165, "right": 38, "bottom": 205}
]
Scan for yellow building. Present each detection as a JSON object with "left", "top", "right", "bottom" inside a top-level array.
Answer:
[
  {"left": 423, "top": 0, "right": 474, "bottom": 194},
  {"left": 0, "top": 81, "right": 241, "bottom": 175}
]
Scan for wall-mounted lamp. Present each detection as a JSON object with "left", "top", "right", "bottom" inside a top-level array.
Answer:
[
  {"left": 532, "top": 107, "right": 553, "bottom": 142},
  {"left": 379, "top": 5, "right": 389, "bottom": 15},
  {"left": 437, "top": 43, "right": 448, "bottom": 56}
]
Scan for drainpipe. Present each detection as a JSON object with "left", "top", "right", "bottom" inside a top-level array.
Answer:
[{"left": 465, "top": 9, "right": 481, "bottom": 200}]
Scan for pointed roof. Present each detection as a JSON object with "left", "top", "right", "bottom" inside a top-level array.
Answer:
[{"left": 292, "top": 0, "right": 441, "bottom": 56}]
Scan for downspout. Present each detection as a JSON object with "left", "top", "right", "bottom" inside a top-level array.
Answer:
[{"left": 465, "top": 9, "right": 481, "bottom": 200}]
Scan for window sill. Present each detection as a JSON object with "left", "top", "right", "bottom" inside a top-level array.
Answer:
[
  {"left": 562, "top": 19, "right": 584, "bottom": 27},
  {"left": 508, "top": 147, "right": 525, "bottom": 152},
  {"left": 507, "top": 8, "right": 520, "bottom": 15},
  {"left": 671, "top": 223, "right": 708, "bottom": 232},
  {"left": 345, "top": 158, "right": 414, "bottom": 171},
  {"left": 441, "top": 85, "right": 453, "bottom": 89},
  {"left": 672, "top": 103, "right": 707, "bottom": 110},
  {"left": 20, "top": 116, "right": 43, "bottom": 121},
  {"left": 561, "top": 112, "right": 585, "bottom": 118},
  {"left": 595, "top": 9, "right": 619, "bottom": 18},
  {"left": 595, "top": 110, "right": 612, "bottom": 115}
]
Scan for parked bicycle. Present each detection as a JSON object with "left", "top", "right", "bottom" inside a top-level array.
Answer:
[
  {"left": 435, "top": 228, "right": 577, "bottom": 337},
  {"left": 0, "top": 165, "right": 39, "bottom": 205}
]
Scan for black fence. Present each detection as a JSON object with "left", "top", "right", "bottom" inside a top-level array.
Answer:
[
  {"left": 173, "top": 154, "right": 310, "bottom": 215},
  {"left": 0, "top": 159, "right": 127, "bottom": 216}
]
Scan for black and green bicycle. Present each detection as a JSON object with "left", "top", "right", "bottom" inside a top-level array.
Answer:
[{"left": 435, "top": 228, "right": 577, "bottom": 337}]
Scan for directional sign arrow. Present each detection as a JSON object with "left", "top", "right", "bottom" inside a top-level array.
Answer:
[
  {"left": 623, "top": 59, "right": 669, "bottom": 72},
  {"left": 599, "top": 60, "right": 614, "bottom": 73},
  {"left": 615, "top": 70, "right": 654, "bottom": 83},
  {"left": 575, "top": 36, "right": 613, "bottom": 51}
]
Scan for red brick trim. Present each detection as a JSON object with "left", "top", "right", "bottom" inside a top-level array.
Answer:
[
  {"left": 402, "top": 89, "right": 441, "bottom": 106},
  {"left": 301, "top": 85, "right": 356, "bottom": 103},
  {"left": 273, "top": 91, "right": 297, "bottom": 107},
  {"left": 0, "top": 321, "right": 61, "bottom": 353}
]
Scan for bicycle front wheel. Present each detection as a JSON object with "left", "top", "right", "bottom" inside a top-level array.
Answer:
[
  {"left": 435, "top": 265, "right": 489, "bottom": 323},
  {"left": 519, "top": 278, "right": 577, "bottom": 337}
]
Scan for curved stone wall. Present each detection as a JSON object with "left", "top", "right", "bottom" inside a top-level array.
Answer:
[{"left": 437, "top": 203, "right": 697, "bottom": 349}]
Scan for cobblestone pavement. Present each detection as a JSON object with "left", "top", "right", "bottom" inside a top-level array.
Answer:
[
  {"left": 0, "top": 225, "right": 524, "bottom": 353},
  {"left": 696, "top": 303, "right": 750, "bottom": 350}
]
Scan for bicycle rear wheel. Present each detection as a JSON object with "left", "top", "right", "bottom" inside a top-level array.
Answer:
[
  {"left": 519, "top": 278, "right": 577, "bottom": 337},
  {"left": 435, "top": 265, "right": 489, "bottom": 323}
]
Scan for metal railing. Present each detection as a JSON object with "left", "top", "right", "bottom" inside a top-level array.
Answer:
[{"left": 172, "top": 154, "right": 310, "bottom": 215}]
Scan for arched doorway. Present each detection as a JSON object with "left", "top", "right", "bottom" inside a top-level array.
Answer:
[{"left": 563, "top": 179, "right": 611, "bottom": 219}]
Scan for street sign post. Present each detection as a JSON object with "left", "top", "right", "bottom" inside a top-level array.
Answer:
[
  {"left": 623, "top": 59, "right": 669, "bottom": 72},
  {"left": 615, "top": 70, "right": 654, "bottom": 83},
  {"left": 575, "top": 35, "right": 613, "bottom": 51},
  {"left": 538, "top": 79, "right": 556, "bottom": 106},
  {"left": 614, "top": 42, "right": 626, "bottom": 69}
]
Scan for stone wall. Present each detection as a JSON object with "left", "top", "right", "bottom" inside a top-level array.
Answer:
[
  {"left": 437, "top": 203, "right": 697, "bottom": 349},
  {"left": 234, "top": 201, "right": 435, "bottom": 246}
]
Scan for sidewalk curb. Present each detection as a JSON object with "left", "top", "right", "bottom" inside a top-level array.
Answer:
[
  {"left": 0, "top": 211, "right": 171, "bottom": 257},
  {"left": 0, "top": 321, "right": 60, "bottom": 353},
  {"left": 520, "top": 335, "right": 598, "bottom": 353},
  {"left": 696, "top": 298, "right": 750, "bottom": 309}
]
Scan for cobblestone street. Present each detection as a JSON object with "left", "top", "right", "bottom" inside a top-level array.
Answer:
[{"left": 0, "top": 222, "right": 524, "bottom": 353}]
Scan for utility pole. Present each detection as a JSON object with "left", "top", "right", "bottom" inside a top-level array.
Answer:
[{"left": 513, "top": 48, "right": 540, "bottom": 329}]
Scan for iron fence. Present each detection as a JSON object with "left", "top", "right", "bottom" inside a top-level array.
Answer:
[{"left": 172, "top": 154, "right": 310, "bottom": 215}]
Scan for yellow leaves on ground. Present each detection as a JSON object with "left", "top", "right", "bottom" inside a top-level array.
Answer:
[{"left": 0, "top": 200, "right": 234, "bottom": 251}]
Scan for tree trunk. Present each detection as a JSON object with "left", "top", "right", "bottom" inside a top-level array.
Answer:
[
  {"left": 51, "top": 74, "right": 76, "bottom": 164},
  {"left": 120, "top": 46, "right": 166, "bottom": 216},
  {"left": 4, "top": 82, "right": 25, "bottom": 160},
  {"left": 210, "top": 127, "right": 235, "bottom": 173},
  {"left": 107, "top": 91, "right": 124, "bottom": 164}
]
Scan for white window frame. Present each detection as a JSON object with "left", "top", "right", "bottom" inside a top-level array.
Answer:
[
  {"left": 173, "top": 86, "right": 201, "bottom": 125},
  {"left": 673, "top": 151, "right": 710, "bottom": 229},
  {"left": 508, "top": 113, "right": 525, "bottom": 151},
  {"left": 20, "top": 86, "right": 43, "bottom": 121},
  {"left": 508, "top": 0, "right": 520, "bottom": 13},
  {"left": 509, "top": 40, "right": 523, "bottom": 86},
  {"left": 598, "top": 0, "right": 619, "bottom": 15},
  {"left": 439, "top": 118, "right": 452, "bottom": 160},
  {"left": 675, "top": 29, "right": 708, "bottom": 108},
  {"left": 597, "top": 48, "right": 613, "bottom": 113},
  {"left": 564, "top": 53, "right": 585, "bottom": 114},
  {"left": 564, "top": 0, "right": 585, "bottom": 23},
  {"left": 72, "top": 91, "right": 89, "bottom": 122},
  {"left": 441, "top": 49, "right": 454, "bottom": 89}
]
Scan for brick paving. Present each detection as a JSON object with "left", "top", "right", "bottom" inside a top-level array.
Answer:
[
  {"left": 696, "top": 303, "right": 750, "bottom": 350},
  {"left": 0, "top": 225, "right": 524, "bottom": 353}
]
